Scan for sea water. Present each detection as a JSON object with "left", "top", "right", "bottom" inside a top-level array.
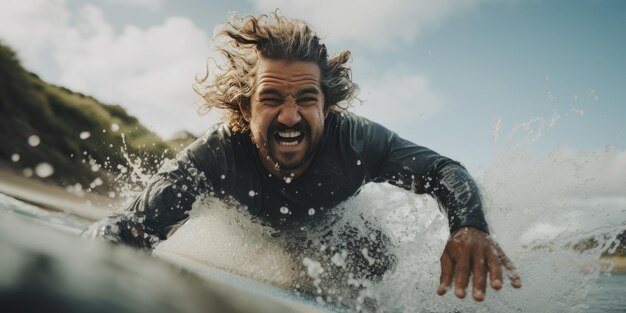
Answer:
[
  {"left": 1, "top": 113, "right": 625, "bottom": 312},
  {"left": 1, "top": 190, "right": 624, "bottom": 312}
]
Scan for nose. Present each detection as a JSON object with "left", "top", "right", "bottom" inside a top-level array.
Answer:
[{"left": 277, "top": 98, "right": 301, "bottom": 127}]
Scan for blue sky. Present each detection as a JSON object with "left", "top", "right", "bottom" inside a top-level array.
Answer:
[{"left": 1, "top": 0, "right": 624, "bottom": 173}]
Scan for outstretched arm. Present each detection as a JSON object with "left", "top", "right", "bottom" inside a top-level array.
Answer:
[
  {"left": 82, "top": 151, "right": 208, "bottom": 251},
  {"left": 345, "top": 113, "right": 521, "bottom": 300},
  {"left": 425, "top": 164, "right": 522, "bottom": 301}
]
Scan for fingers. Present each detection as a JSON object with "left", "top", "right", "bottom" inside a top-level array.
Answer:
[
  {"left": 487, "top": 243, "right": 503, "bottom": 290},
  {"left": 437, "top": 228, "right": 522, "bottom": 302},
  {"left": 471, "top": 249, "right": 487, "bottom": 301},
  {"left": 494, "top": 244, "right": 522, "bottom": 288},
  {"left": 454, "top": 253, "right": 470, "bottom": 299},
  {"left": 438, "top": 252, "right": 454, "bottom": 295}
]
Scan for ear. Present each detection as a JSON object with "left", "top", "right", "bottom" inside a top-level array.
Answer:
[
  {"left": 323, "top": 102, "right": 330, "bottom": 119},
  {"left": 239, "top": 101, "right": 251, "bottom": 122}
]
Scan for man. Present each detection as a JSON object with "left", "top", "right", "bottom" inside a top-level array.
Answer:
[{"left": 86, "top": 12, "right": 521, "bottom": 302}]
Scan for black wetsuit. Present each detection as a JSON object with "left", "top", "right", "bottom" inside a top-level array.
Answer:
[{"left": 87, "top": 112, "right": 488, "bottom": 264}]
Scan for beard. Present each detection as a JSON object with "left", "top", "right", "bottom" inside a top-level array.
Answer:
[{"left": 255, "top": 118, "right": 315, "bottom": 172}]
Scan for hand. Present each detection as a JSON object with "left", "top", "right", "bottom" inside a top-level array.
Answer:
[{"left": 436, "top": 227, "right": 521, "bottom": 301}]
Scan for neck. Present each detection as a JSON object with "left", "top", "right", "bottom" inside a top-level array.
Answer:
[{"left": 259, "top": 155, "right": 312, "bottom": 181}]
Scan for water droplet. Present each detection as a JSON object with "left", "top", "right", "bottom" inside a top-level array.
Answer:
[
  {"left": 280, "top": 206, "right": 289, "bottom": 214},
  {"left": 22, "top": 168, "right": 33, "bottom": 177},
  {"left": 177, "top": 193, "right": 182, "bottom": 198},
  {"left": 220, "top": 174, "right": 226, "bottom": 179},
  {"left": 79, "top": 131, "right": 91, "bottom": 139},
  {"left": 308, "top": 208, "right": 315, "bottom": 215},
  {"left": 91, "top": 164, "right": 100, "bottom": 172},
  {"left": 35, "top": 163, "right": 54, "bottom": 178},
  {"left": 10, "top": 153, "right": 20, "bottom": 162},
  {"left": 27, "top": 135, "right": 40, "bottom": 147},
  {"left": 356, "top": 160, "right": 361, "bottom": 166},
  {"left": 249, "top": 190, "right": 255, "bottom": 197},
  {"left": 111, "top": 123, "right": 119, "bottom": 132},
  {"left": 284, "top": 177, "right": 292, "bottom": 184}
]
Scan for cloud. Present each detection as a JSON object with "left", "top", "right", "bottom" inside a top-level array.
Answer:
[
  {"left": 54, "top": 5, "right": 217, "bottom": 137},
  {"left": 351, "top": 70, "right": 445, "bottom": 128},
  {"left": 0, "top": 1, "right": 474, "bottom": 137},
  {"left": 0, "top": 0, "right": 70, "bottom": 69},
  {"left": 107, "top": 0, "right": 163, "bottom": 10},
  {"left": 250, "top": 0, "right": 494, "bottom": 50},
  {"left": 0, "top": 1, "right": 218, "bottom": 138}
]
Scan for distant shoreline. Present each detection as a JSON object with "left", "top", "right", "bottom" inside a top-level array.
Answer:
[{"left": 601, "top": 256, "right": 626, "bottom": 274}]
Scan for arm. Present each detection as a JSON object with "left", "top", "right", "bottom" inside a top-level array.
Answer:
[
  {"left": 426, "top": 164, "right": 521, "bottom": 300},
  {"left": 355, "top": 116, "right": 521, "bottom": 300},
  {"left": 82, "top": 150, "right": 209, "bottom": 251}
]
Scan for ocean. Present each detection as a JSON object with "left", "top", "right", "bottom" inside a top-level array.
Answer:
[
  {"left": 584, "top": 274, "right": 626, "bottom": 313},
  {"left": 1, "top": 190, "right": 625, "bottom": 313}
]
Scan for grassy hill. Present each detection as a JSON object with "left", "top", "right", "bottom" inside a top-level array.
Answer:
[{"left": 0, "top": 42, "right": 180, "bottom": 193}]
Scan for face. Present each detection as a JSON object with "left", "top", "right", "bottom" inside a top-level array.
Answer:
[{"left": 242, "top": 57, "right": 327, "bottom": 177}]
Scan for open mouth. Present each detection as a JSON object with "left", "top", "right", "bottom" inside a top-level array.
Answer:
[{"left": 273, "top": 130, "right": 305, "bottom": 147}]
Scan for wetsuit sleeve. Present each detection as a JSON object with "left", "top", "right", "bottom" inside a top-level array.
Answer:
[
  {"left": 82, "top": 149, "right": 209, "bottom": 251},
  {"left": 357, "top": 118, "right": 489, "bottom": 234}
]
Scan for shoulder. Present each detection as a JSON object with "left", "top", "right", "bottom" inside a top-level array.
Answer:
[
  {"left": 175, "top": 123, "right": 238, "bottom": 178},
  {"left": 184, "top": 123, "right": 234, "bottom": 155},
  {"left": 328, "top": 111, "right": 398, "bottom": 152}
]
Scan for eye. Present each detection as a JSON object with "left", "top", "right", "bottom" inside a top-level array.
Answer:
[
  {"left": 260, "top": 98, "right": 282, "bottom": 106},
  {"left": 297, "top": 97, "right": 318, "bottom": 105}
]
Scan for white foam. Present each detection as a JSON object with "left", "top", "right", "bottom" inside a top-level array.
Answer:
[{"left": 156, "top": 196, "right": 300, "bottom": 288}]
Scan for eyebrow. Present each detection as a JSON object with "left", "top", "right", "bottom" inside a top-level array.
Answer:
[
  {"left": 258, "top": 88, "right": 283, "bottom": 97},
  {"left": 296, "top": 87, "right": 321, "bottom": 97},
  {"left": 258, "top": 87, "right": 320, "bottom": 97}
]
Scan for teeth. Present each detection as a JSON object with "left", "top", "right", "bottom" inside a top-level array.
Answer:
[
  {"left": 278, "top": 141, "right": 299, "bottom": 146},
  {"left": 278, "top": 131, "right": 301, "bottom": 138}
]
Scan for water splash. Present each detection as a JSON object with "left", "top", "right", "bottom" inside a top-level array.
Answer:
[{"left": 156, "top": 111, "right": 625, "bottom": 312}]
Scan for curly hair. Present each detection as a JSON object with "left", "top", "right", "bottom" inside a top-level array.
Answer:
[{"left": 194, "top": 11, "right": 359, "bottom": 132}]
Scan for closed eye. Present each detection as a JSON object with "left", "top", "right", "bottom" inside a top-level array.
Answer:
[
  {"left": 297, "top": 97, "right": 318, "bottom": 105},
  {"left": 260, "top": 98, "right": 282, "bottom": 106}
]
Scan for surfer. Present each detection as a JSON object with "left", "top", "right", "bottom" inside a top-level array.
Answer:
[{"left": 85, "top": 12, "right": 521, "bottom": 301}]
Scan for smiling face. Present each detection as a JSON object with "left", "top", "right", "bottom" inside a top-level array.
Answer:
[{"left": 241, "top": 57, "right": 327, "bottom": 178}]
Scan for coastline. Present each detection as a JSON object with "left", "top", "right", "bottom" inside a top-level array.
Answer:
[{"left": 601, "top": 256, "right": 626, "bottom": 274}]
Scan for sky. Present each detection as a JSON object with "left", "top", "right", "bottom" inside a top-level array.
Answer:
[{"left": 0, "top": 0, "right": 625, "bottom": 174}]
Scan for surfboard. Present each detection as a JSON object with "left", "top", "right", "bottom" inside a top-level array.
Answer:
[{"left": 0, "top": 192, "right": 333, "bottom": 313}]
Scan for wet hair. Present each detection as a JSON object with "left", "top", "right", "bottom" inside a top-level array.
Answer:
[{"left": 194, "top": 11, "right": 358, "bottom": 132}]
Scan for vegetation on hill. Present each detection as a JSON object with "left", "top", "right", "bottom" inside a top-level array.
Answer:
[{"left": 0, "top": 42, "right": 178, "bottom": 193}]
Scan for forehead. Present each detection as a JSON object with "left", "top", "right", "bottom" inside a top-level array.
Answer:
[{"left": 254, "top": 58, "right": 321, "bottom": 92}]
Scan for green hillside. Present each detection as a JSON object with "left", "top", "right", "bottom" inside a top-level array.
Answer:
[{"left": 0, "top": 42, "right": 176, "bottom": 192}]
